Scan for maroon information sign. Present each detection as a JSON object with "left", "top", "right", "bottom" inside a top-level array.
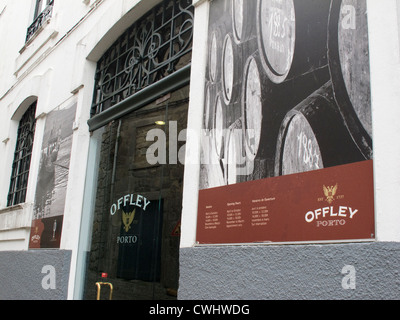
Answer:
[{"left": 197, "top": 160, "right": 375, "bottom": 244}]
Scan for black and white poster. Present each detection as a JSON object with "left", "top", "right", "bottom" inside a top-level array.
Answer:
[
  {"left": 29, "top": 102, "right": 77, "bottom": 249},
  {"left": 197, "top": 0, "right": 374, "bottom": 244}
]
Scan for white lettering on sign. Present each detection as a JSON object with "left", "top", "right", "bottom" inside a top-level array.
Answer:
[
  {"left": 117, "top": 235, "right": 138, "bottom": 244},
  {"left": 305, "top": 206, "right": 358, "bottom": 223},
  {"left": 110, "top": 194, "right": 151, "bottom": 215},
  {"left": 297, "top": 131, "right": 321, "bottom": 170}
]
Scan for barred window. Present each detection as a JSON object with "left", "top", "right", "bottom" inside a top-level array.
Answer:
[
  {"left": 26, "top": 0, "right": 54, "bottom": 43},
  {"left": 34, "top": 0, "right": 48, "bottom": 20},
  {"left": 7, "top": 102, "right": 37, "bottom": 207}
]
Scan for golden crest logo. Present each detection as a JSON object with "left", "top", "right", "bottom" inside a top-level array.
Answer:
[
  {"left": 318, "top": 183, "right": 344, "bottom": 203},
  {"left": 323, "top": 184, "right": 338, "bottom": 204},
  {"left": 122, "top": 209, "right": 135, "bottom": 232}
]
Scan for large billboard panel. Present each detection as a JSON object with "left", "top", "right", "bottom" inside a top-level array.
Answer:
[{"left": 197, "top": 0, "right": 374, "bottom": 244}]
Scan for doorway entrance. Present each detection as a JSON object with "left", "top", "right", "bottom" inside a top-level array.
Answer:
[{"left": 83, "top": 86, "right": 189, "bottom": 300}]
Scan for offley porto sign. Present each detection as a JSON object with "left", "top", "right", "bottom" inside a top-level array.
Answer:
[
  {"left": 306, "top": 205, "right": 358, "bottom": 226},
  {"left": 197, "top": 160, "right": 374, "bottom": 244},
  {"left": 197, "top": 0, "right": 374, "bottom": 245},
  {"left": 305, "top": 184, "right": 359, "bottom": 227},
  {"left": 110, "top": 194, "right": 151, "bottom": 244}
]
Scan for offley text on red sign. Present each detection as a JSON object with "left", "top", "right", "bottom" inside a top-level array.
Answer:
[{"left": 305, "top": 206, "right": 359, "bottom": 227}]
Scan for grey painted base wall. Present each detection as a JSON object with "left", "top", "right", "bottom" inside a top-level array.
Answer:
[
  {"left": 0, "top": 250, "right": 71, "bottom": 300},
  {"left": 178, "top": 242, "right": 400, "bottom": 300},
  {"left": 2, "top": 243, "right": 399, "bottom": 300}
]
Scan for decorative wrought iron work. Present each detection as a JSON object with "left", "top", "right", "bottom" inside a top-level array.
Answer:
[
  {"left": 7, "top": 102, "right": 37, "bottom": 207},
  {"left": 91, "top": 0, "right": 194, "bottom": 117},
  {"left": 26, "top": 0, "right": 54, "bottom": 43}
]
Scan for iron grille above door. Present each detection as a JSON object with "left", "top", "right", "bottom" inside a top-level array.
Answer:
[{"left": 91, "top": 0, "right": 194, "bottom": 117}]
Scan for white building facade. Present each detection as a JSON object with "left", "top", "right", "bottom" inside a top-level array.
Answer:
[{"left": 0, "top": 0, "right": 399, "bottom": 300}]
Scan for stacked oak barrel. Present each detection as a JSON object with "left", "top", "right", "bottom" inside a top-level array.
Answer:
[{"left": 201, "top": 0, "right": 371, "bottom": 187}]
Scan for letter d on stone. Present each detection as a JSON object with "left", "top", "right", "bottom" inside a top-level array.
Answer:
[
  {"left": 41, "top": 265, "right": 56, "bottom": 290},
  {"left": 341, "top": 265, "right": 356, "bottom": 290}
]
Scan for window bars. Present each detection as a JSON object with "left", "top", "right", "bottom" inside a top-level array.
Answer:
[
  {"left": 26, "top": 0, "right": 54, "bottom": 43},
  {"left": 7, "top": 102, "right": 37, "bottom": 207},
  {"left": 91, "top": 0, "right": 194, "bottom": 117}
]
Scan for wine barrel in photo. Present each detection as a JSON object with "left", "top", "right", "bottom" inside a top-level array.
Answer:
[
  {"left": 221, "top": 33, "right": 243, "bottom": 105},
  {"left": 238, "top": 52, "right": 332, "bottom": 179},
  {"left": 257, "top": 0, "right": 331, "bottom": 83},
  {"left": 328, "top": 0, "right": 372, "bottom": 159},
  {"left": 208, "top": 25, "right": 225, "bottom": 83},
  {"left": 211, "top": 94, "right": 226, "bottom": 159},
  {"left": 231, "top": 0, "right": 256, "bottom": 44},
  {"left": 203, "top": 82, "right": 216, "bottom": 131},
  {"left": 225, "top": 118, "right": 248, "bottom": 185},
  {"left": 241, "top": 54, "right": 263, "bottom": 161},
  {"left": 211, "top": 96, "right": 244, "bottom": 161},
  {"left": 275, "top": 81, "right": 365, "bottom": 176}
]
